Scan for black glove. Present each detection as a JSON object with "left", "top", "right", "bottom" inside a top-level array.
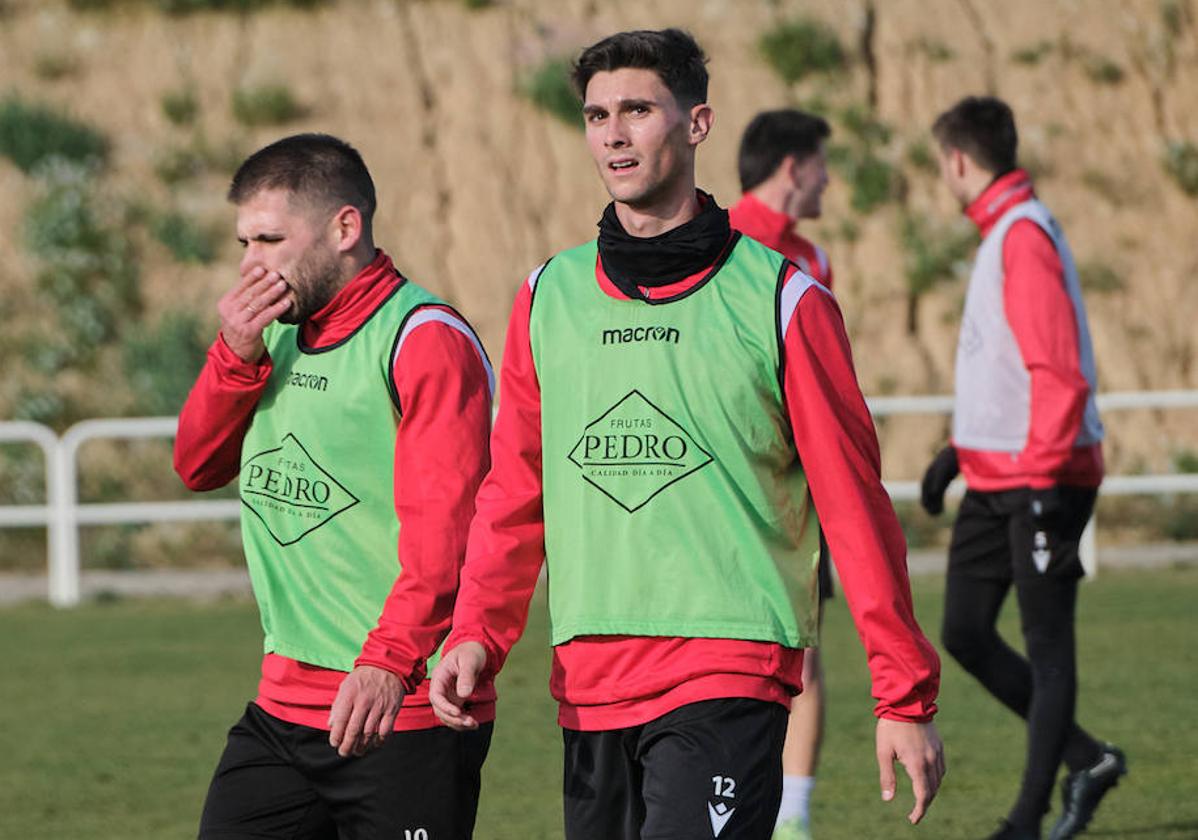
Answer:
[{"left": 919, "top": 446, "right": 959, "bottom": 516}]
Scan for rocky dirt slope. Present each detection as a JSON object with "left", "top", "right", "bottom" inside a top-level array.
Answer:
[{"left": 1, "top": 0, "right": 1196, "bottom": 485}]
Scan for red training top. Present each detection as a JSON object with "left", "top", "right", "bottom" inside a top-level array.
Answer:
[
  {"left": 174, "top": 250, "right": 496, "bottom": 731},
  {"left": 956, "top": 170, "right": 1104, "bottom": 491},
  {"left": 729, "top": 192, "right": 834, "bottom": 289},
  {"left": 443, "top": 233, "right": 939, "bottom": 731}
]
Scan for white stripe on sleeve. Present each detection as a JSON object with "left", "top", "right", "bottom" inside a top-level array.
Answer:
[
  {"left": 527, "top": 262, "right": 548, "bottom": 294},
  {"left": 778, "top": 267, "right": 831, "bottom": 334},
  {"left": 815, "top": 245, "right": 829, "bottom": 280},
  {"left": 393, "top": 309, "right": 495, "bottom": 397}
]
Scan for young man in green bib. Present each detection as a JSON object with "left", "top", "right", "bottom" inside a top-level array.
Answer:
[
  {"left": 175, "top": 134, "right": 495, "bottom": 839},
  {"left": 428, "top": 29, "right": 944, "bottom": 840}
]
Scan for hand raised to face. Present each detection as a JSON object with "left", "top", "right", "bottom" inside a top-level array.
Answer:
[{"left": 217, "top": 265, "right": 292, "bottom": 363}]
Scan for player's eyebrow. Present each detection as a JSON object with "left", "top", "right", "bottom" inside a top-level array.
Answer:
[
  {"left": 583, "top": 98, "right": 657, "bottom": 119},
  {"left": 237, "top": 232, "right": 285, "bottom": 246},
  {"left": 619, "top": 98, "right": 654, "bottom": 112}
]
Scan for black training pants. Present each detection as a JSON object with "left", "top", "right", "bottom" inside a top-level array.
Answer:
[{"left": 941, "top": 487, "right": 1103, "bottom": 828}]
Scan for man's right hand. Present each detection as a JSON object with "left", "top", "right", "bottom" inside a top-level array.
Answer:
[
  {"left": 429, "top": 641, "right": 487, "bottom": 731},
  {"left": 919, "top": 446, "right": 959, "bottom": 516},
  {"left": 217, "top": 266, "right": 292, "bottom": 363}
]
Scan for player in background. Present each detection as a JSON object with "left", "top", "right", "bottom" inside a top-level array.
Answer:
[
  {"left": 922, "top": 96, "right": 1125, "bottom": 840},
  {"left": 730, "top": 109, "right": 833, "bottom": 289},
  {"left": 729, "top": 108, "right": 834, "bottom": 840},
  {"left": 429, "top": 29, "right": 944, "bottom": 840},
  {"left": 175, "top": 133, "right": 494, "bottom": 840}
]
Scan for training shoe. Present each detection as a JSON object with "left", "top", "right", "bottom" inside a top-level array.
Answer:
[
  {"left": 986, "top": 819, "right": 1040, "bottom": 839},
  {"left": 772, "top": 817, "right": 813, "bottom": 840},
  {"left": 1048, "top": 743, "right": 1127, "bottom": 840}
]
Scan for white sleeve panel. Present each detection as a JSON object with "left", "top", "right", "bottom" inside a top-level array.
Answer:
[
  {"left": 393, "top": 308, "right": 495, "bottom": 397},
  {"left": 778, "top": 267, "right": 831, "bottom": 334},
  {"left": 526, "top": 262, "right": 549, "bottom": 294},
  {"left": 814, "top": 245, "right": 830, "bottom": 280}
]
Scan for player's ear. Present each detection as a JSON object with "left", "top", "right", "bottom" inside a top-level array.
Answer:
[
  {"left": 331, "top": 205, "right": 363, "bottom": 254},
  {"left": 952, "top": 147, "right": 969, "bottom": 179},
  {"left": 688, "top": 103, "right": 714, "bottom": 147},
  {"left": 783, "top": 154, "right": 803, "bottom": 186}
]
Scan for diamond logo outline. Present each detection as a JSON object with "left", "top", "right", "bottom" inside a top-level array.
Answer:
[
  {"left": 567, "top": 389, "right": 713, "bottom": 514},
  {"left": 240, "top": 432, "right": 361, "bottom": 547}
]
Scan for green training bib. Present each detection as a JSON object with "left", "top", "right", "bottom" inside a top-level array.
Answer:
[
  {"left": 530, "top": 234, "right": 821, "bottom": 648},
  {"left": 239, "top": 279, "right": 442, "bottom": 671}
]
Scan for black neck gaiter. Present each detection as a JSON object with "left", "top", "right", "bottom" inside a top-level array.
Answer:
[{"left": 597, "top": 192, "right": 732, "bottom": 300}]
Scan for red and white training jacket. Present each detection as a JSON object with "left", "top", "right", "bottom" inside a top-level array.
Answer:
[
  {"left": 443, "top": 237, "right": 939, "bottom": 732},
  {"left": 174, "top": 250, "right": 496, "bottom": 731},
  {"left": 729, "top": 192, "right": 834, "bottom": 290},
  {"left": 954, "top": 170, "right": 1104, "bottom": 492}
]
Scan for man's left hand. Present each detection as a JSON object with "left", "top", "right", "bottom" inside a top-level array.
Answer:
[
  {"left": 328, "top": 665, "right": 406, "bottom": 758},
  {"left": 876, "top": 718, "right": 946, "bottom": 824},
  {"left": 919, "top": 447, "right": 959, "bottom": 516}
]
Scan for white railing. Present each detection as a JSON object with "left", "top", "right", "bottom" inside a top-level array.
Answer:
[
  {"left": 1, "top": 389, "right": 1196, "bottom": 606},
  {"left": 56, "top": 418, "right": 242, "bottom": 606},
  {"left": 2, "top": 417, "right": 239, "bottom": 607},
  {"left": 865, "top": 390, "right": 1198, "bottom": 501},
  {"left": 0, "top": 421, "right": 63, "bottom": 600},
  {"left": 867, "top": 391, "right": 1198, "bottom": 576}
]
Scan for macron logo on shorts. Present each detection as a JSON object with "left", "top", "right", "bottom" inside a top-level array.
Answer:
[{"left": 707, "top": 801, "right": 735, "bottom": 837}]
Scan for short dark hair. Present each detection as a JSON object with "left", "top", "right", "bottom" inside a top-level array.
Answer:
[
  {"left": 931, "top": 96, "right": 1018, "bottom": 175},
  {"left": 228, "top": 133, "right": 377, "bottom": 224},
  {"left": 572, "top": 28, "right": 709, "bottom": 109},
  {"left": 738, "top": 109, "right": 831, "bottom": 192}
]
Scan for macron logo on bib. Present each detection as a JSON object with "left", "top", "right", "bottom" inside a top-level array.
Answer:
[{"left": 601, "top": 325, "right": 681, "bottom": 345}]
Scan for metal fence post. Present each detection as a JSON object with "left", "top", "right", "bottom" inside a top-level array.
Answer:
[
  {"left": 50, "top": 426, "right": 80, "bottom": 607},
  {"left": 0, "top": 422, "right": 63, "bottom": 602},
  {"left": 1080, "top": 514, "right": 1097, "bottom": 578}
]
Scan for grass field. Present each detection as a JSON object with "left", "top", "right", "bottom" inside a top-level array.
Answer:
[{"left": 1, "top": 567, "right": 1196, "bottom": 839}]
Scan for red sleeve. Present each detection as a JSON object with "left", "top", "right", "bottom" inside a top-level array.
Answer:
[
  {"left": 783, "top": 277, "right": 940, "bottom": 721},
  {"left": 173, "top": 335, "right": 272, "bottom": 491},
  {"left": 1003, "top": 220, "right": 1090, "bottom": 489},
  {"left": 443, "top": 282, "right": 545, "bottom": 676},
  {"left": 355, "top": 311, "right": 494, "bottom": 688}
]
